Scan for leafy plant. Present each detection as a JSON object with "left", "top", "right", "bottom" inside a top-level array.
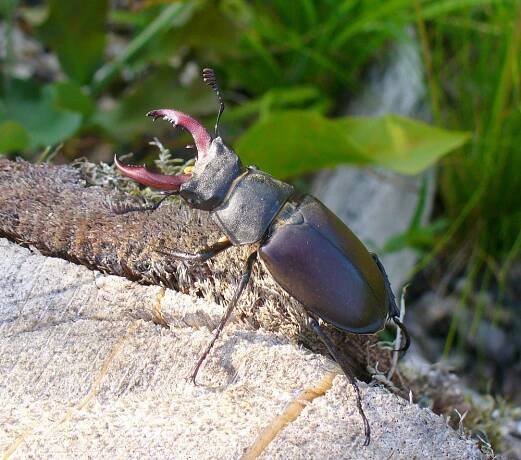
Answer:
[
  {"left": 0, "top": 79, "right": 83, "bottom": 150},
  {"left": 236, "top": 111, "right": 469, "bottom": 177},
  {"left": 409, "top": 1, "right": 521, "bottom": 357},
  {"left": 1, "top": 0, "right": 470, "bottom": 175},
  {"left": 0, "top": 0, "right": 200, "bottom": 154},
  {"left": 436, "top": 3, "right": 521, "bottom": 264},
  {"left": 39, "top": 0, "right": 108, "bottom": 85}
]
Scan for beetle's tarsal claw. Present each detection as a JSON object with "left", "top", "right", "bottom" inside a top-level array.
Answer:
[{"left": 391, "top": 317, "right": 411, "bottom": 354}]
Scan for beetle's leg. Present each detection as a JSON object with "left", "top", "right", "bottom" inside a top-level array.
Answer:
[
  {"left": 390, "top": 316, "right": 410, "bottom": 353},
  {"left": 112, "top": 192, "right": 177, "bottom": 215},
  {"left": 371, "top": 253, "right": 410, "bottom": 353},
  {"left": 307, "top": 314, "right": 371, "bottom": 447},
  {"left": 189, "top": 251, "right": 257, "bottom": 384},
  {"left": 160, "top": 237, "right": 233, "bottom": 264}
]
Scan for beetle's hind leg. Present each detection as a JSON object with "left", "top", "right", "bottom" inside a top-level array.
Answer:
[
  {"left": 307, "top": 314, "right": 371, "bottom": 446},
  {"left": 189, "top": 251, "right": 258, "bottom": 385},
  {"left": 111, "top": 192, "right": 177, "bottom": 215},
  {"left": 370, "top": 253, "right": 410, "bottom": 353}
]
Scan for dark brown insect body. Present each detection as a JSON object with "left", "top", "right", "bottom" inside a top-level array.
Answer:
[{"left": 114, "top": 68, "right": 409, "bottom": 446}]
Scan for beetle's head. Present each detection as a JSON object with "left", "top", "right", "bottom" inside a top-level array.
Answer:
[{"left": 114, "top": 70, "right": 243, "bottom": 211}]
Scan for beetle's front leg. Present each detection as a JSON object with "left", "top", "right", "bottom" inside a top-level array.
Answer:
[
  {"left": 190, "top": 251, "right": 257, "bottom": 384},
  {"left": 307, "top": 313, "right": 371, "bottom": 446},
  {"left": 160, "top": 237, "right": 233, "bottom": 264},
  {"left": 111, "top": 192, "right": 177, "bottom": 215}
]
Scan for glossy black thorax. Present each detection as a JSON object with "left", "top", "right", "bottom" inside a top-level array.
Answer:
[{"left": 211, "top": 167, "right": 294, "bottom": 245}]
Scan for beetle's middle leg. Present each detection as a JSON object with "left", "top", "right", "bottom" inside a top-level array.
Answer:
[
  {"left": 160, "top": 237, "right": 233, "bottom": 264},
  {"left": 306, "top": 313, "right": 371, "bottom": 446},
  {"left": 189, "top": 251, "right": 258, "bottom": 384}
]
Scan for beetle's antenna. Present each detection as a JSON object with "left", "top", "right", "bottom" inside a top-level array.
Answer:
[{"left": 202, "top": 68, "right": 224, "bottom": 138}]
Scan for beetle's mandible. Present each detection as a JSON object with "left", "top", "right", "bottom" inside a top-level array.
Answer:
[{"left": 114, "top": 68, "right": 410, "bottom": 446}]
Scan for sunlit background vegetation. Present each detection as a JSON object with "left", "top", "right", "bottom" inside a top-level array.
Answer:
[{"left": 1, "top": 0, "right": 520, "bottom": 452}]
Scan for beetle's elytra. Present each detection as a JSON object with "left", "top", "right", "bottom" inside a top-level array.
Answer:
[{"left": 114, "top": 68, "right": 409, "bottom": 446}]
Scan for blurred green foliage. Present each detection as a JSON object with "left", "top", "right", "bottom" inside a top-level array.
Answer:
[
  {"left": 0, "top": 78, "right": 83, "bottom": 148},
  {"left": 433, "top": 4, "right": 521, "bottom": 264},
  {"left": 39, "top": 0, "right": 109, "bottom": 84},
  {"left": 1, "top": 0, "right": 468, "bottom": 169},
  {"left": 419, "top": 1, "right": 521, "bottom": 354}
]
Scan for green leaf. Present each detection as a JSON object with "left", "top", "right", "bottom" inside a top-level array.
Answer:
[
  {"left": 0, "top": 79, "right": 82, "bottom": 149},
  {"left": 52, "top": 81, "right": 94, "bottom": 118},
  {"left": 0, "top": 121, "right": 30, "bottom": 153},
  {"left": 39, "top": 0, "right": 108, "bottom": 84},
  {"left": 340, "top": 115, "right": 470, "bottom": 175},
  {"left": 235, "top": 111, "right": 470, "bottom": 178},
  {"left": 235, "top": 111, "right": 369, "bottom": 178}
]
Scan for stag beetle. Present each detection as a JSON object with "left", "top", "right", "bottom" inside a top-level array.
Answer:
[{"left": 114, "top": 68, "right": 409, "bottom": 446}]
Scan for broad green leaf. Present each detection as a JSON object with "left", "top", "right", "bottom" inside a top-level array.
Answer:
[
  {"left": 0, "top": 79, "right": 82, "bottom": 149},
  {"left": 0, "top": 121, "right": 30, "bottom": 153},
  {"left": 235, "top": 111, "right": 469, "bottom": 178},
  {"left": 39, "top": 0, "right": 108, "bottom": 84},
  {"left": 340, "top": 115, "right": 470, "bottom": 175},
  {"left": 235, "top": 111, "right": 369, "bottom": 178}
]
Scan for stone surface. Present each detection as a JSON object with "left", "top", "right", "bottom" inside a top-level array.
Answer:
[{"left": 0, "top": 238, "right": 483, "bottom": 459}]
